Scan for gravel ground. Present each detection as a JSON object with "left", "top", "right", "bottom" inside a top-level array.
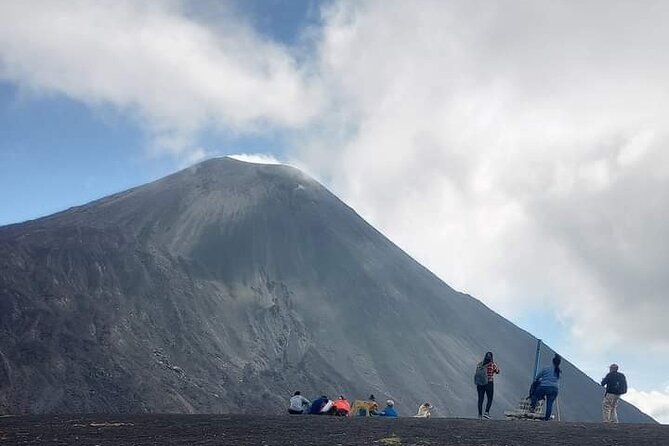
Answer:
[{"left": 0, "top": 414, "right": 667, "bottom": 446}]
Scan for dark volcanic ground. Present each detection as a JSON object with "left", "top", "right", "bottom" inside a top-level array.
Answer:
[{"left": 0, "top": 415, "right": 666, "bottom": 446}]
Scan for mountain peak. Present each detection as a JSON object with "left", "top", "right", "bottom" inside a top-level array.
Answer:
[
  {"left": 0, "top": 159, "right": 654, "bottom": 423},
  {"left": 184, "top": 155, "right": 304, "bottom": 179}
]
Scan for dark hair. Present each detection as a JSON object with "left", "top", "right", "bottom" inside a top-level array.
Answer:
[
  {"left": 483, "top": 352, "right": 493, "bottom": 364},
  {"left": 552, "top": 354, "right": 562, "bottom": 379},
  {"left": 294, "top": 391, "right": 301, "bottom": 396},
  {"left": 369, "top": 394, "right": 376, "bottom": 401}
]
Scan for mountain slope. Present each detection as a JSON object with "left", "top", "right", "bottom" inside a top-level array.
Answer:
[{"left": 0, "top": 157, "right": 653, "bottom": 421}]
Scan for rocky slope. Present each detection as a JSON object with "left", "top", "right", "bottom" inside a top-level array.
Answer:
[{"left": 0, "top": 158, "right": 653, "bottom": 422}]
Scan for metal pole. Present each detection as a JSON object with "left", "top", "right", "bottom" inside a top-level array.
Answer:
[
  {"left": 556, "top": 397, "right": 561, "bottom": 421},
  {"left": 532, "top": 339, "right": 542, "bottom": 380}
]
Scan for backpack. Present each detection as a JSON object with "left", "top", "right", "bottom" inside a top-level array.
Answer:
[
  {"left": 608, "top": 373, "right": 627, "bottom": 395},
  {"left": 474, "top": 362, "right": 488, "bottom": 386}
]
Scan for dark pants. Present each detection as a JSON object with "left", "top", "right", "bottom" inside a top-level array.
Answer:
[
  {"left": 531, "top": 386, "right": 559, "bottom": 420},
  {"left": 477, "top": 382, "right": 494, "bottom": 416},
  {"left": 287, "top": 408, "right": 303, "bottom": 415}
]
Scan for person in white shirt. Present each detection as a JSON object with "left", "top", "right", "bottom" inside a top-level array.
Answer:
[{"left": 288, "top": 391, "right": 310, "bottom": 414}]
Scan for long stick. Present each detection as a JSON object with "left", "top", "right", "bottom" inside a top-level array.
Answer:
[
  {"left": 532, "top": 339, "right": 542, "bottom": 380},
  {"left": 556, "top": 396, "right": 561, "bottom": 421}
]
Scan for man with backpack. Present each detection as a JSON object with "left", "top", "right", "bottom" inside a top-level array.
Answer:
[{"left": 601, "top": 363, "right": 627, "bottom": 423}]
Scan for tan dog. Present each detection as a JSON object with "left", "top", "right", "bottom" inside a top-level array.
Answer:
[{"left": 350, "top": 400, "right": 379, "bottom": 416}]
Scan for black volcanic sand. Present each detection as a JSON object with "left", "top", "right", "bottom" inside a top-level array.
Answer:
[{"left": 0, "top": 415, "right": 666, "bottom": 446}]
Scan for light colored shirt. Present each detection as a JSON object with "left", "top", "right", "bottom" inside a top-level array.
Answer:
[
  {"left": 535, "top": 366, "right": 560, "bottom": 389},
  {"left": 320, "top": 400, "right": 334, "bottom": 413},
  {"left": 289, "top": 395, "right": 310, "bottom": 411},
  {"left": 414, "top": 405, "right": 431, "bottom": 418}
]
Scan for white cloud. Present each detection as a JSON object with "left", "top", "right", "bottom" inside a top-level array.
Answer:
[
  {"left": 227, "top": 153, "right": 282, "bottom": 165},
  {"left": 625, "top": 387, "right": 669, "bottom": 424},
  {"left": 0, "top": 0, "right": 322, "bottom": 156},
  {"left": 180, "top": 147, "right": 209, "bottom": 166},
  {"left": 299, "top": 0, "right": 669, "bottom": 355}
]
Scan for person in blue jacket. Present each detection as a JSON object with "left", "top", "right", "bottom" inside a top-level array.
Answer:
[
  {"left": 309, "top": 395, "right": 330, "bottom": 414},
  {"left": 530, "top": 354, "right": 562, "bottom": 421},
  {"left": 379, "top": 399, "right": 398, "bottom": 417}
]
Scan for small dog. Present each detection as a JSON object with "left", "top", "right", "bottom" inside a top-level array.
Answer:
[{"left": 413, "top": 402, "right": 433, "bottom": 418}]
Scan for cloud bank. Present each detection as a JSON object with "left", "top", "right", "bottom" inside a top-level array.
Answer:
[
  {"left": 303, "top": 0, "right": 669, "bottom": 355},
  {"left": 625, "top": 387, "right": 669, "bottom": 424}
]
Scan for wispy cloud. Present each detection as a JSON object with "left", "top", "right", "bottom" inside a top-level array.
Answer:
[
  {"left": 0, "top": 0, "right": 322, "bottom": 157},
  {"left": 227, "top": 153, "right": 282, "bottom": 165}
]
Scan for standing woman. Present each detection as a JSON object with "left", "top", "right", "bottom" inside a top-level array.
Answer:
[
  {"left": 476, "top": 351, "right": 500, "bottom": 419},
  {"left": 530, "top": 354, "right": 562, "bottom": 421}
]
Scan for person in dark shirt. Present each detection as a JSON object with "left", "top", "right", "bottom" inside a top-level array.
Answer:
[
  {"left": 309, "top": 395, "right": 330, "bottom": 414},
  {"left": 601, "top": 363, "right": 627, "bottom": 423}
]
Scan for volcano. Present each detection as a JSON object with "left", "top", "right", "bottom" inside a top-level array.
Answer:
[{"left": 0, "top": 157, "right": 653, "bottom": 422}]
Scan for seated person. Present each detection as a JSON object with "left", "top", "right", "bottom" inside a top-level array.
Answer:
[
  {"left": 288, "top": 391, "right": 310, "bottom": 414},
  {"left": 321, "top": 398, "right": 336, "bottom": 415},
  {"left": 309, "top": 395, "right": 335, "bottom": 415},
  {"left": 413, "top": 402, "right": 432, "bottom": 418},
  {"left": 379, "top": 399, "right": 398, "bottom": 417},
  {"left": 333, "top": 395, "right": 351, "bottom": 416}
]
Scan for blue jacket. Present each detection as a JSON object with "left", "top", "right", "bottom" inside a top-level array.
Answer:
[
  {"left": 379, "top": 406, "right": 398, "bottom": 417},
  {"left": 309, "top": 397, "right": 328, "bottom": 414},
  {"left": 535, "top": 366, "right": 560, "bottom": 389}
]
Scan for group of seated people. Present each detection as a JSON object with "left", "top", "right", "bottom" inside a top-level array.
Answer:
[{"left": 288, "top": 391, "right": 433, "bottom": 418}]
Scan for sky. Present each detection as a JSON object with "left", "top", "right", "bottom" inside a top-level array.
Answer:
[{"left": 1, "top": 0, "right": 668, "bottom": 422}]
